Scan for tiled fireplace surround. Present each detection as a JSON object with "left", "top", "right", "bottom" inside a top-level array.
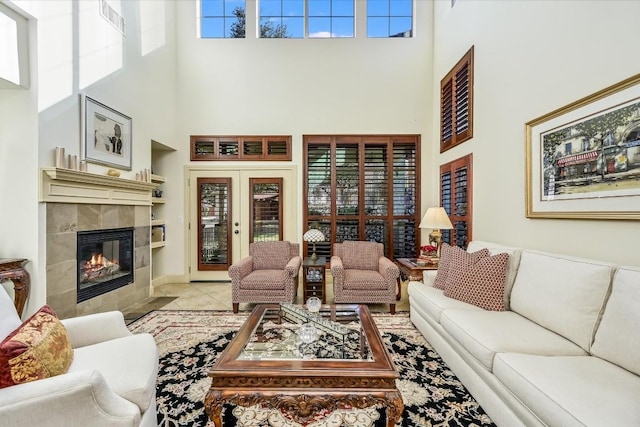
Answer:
[{"left": 41, "top": 168, "right": 155, "bottom": 319}]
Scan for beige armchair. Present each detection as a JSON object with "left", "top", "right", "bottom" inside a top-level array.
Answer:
[
  {"left": 229, "top": 241, "right": 302, "bottom": 313},
  {"left": 330, "top": 241, "right": 400, "bottom": 314},
  {"left": 0, "top": 285, "right": 158, "bottom": 427}
]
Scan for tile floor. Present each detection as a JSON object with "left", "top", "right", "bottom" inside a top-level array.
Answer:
[{"left": 123, "top": 276, "right": 412, "bottom": 323}]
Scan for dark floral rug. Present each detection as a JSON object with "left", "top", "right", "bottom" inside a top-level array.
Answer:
[{"left": 127, "top": 310, "right": 495, "bottom": 427}]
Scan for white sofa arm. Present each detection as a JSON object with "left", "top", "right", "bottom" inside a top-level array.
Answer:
[
  {"left": 61, "top": 311, "right": 132, "bottom": 348},
  {"left": 0, "top": 370, "right": 140, "bottom": 427},
  {"left": 422, "top": 269, "right": 437, "bottom": 286}
]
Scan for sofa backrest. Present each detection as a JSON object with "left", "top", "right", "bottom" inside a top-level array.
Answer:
[
  {"left": 249, "top": 241, "right": 298, "bottom": 270},
  {"left": 467, "top": 240, "right": 522, "bottom": 310},
  {"left": 333, "top": 241, "right": 383, "bottom": 271},
  {"left": 590, "top": 266, "right": 640, "bottom": 376},
  {"left": 509, "top": 250, "right": 614, "bottom": 352},
  {"left": 0, "top": 285, "right": 21, "bottom": 341}
]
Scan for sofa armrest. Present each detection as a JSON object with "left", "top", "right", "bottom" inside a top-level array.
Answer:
[
  {"left": 228, "top": 256, "right": 254, "bottom": 281},
  {"left": 285, "top": 256, "right": 302, "bottom": 277},
  {"left": 61, "top": 311, "right": 132, "bottom": 349},
  {"left": 378, "top": 257, "right": 400, "bottom": 282},
  {"left": 330, "top": 256, "right": 344, "bottom": 288},
  {"left": 423, "top": 269, "right": 437, "bottom": 286},
  {"left": 0, "top": 370, "right": 140, "bottom": 427}
]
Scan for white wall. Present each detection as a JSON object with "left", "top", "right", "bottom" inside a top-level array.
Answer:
[
  {"left": 0, "top": 1, "right": 39, "bottom": 317},
  {"left": 7, "top": 0, "right": 179, "bottom": 312},
  {"left": 159, "top": 0, "right": 435, "bottom": 277},
  {"left": 432, "top": 0, "right": 640, "bottom": 266}
]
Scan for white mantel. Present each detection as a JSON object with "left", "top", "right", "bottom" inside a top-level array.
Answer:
[{"left": 39, "top": 167, "right": 157, "bottom": 206}]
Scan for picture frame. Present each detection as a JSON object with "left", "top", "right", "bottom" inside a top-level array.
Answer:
[
  {"left": 525, "top": 74, "right": 640, "bottom": 220},
  {"left": 82, "top": 95, "right": 132, "bottom": 170}
]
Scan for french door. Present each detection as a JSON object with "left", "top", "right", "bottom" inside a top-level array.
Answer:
[{"left": 187, "top": 166, "right": 297, "bottom": 281}]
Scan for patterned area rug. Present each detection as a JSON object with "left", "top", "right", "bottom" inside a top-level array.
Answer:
[{"left": 127, "top": 310, "right": 495, "bottom": 427}]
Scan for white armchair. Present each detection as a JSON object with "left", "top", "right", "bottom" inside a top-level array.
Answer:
[{"left": 0, "top": 286, "right": 158, "bottom": 427}]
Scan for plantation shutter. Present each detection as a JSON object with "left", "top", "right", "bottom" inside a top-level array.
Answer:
[{"left": 440, "top": 46, "right": 474, "bottom": 153}]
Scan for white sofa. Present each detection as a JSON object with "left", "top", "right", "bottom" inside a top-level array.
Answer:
[
  {"left": 0, "top": 286, "right": 158, "bottom": 427},
  {"left": 408, "top": 240, "right": 640, "bottom": 427}
]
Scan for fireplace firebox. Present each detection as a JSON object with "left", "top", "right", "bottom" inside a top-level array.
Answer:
[{"left": 77, "top": 227, "right": 134, "bottom": 303}]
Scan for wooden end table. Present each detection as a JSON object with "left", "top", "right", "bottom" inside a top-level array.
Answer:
[
  {"left": 395, "top": 258, "right": 438, "bottom": 300},
  {"left": 302, "top": 256, "right": 326, "bottom": 303},
  {"left": 0, "top": 258, "right": 30, "bottom": 317}
]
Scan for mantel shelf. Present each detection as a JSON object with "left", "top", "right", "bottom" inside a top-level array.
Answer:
[{"left": 40, "top": 167, "right": 157, "bottom": 206}]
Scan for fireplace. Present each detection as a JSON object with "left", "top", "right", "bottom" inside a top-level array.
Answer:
[{"left": 77, "top": 227, "right": 134, "bottom": 303}]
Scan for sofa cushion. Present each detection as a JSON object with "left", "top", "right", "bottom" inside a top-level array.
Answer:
[
  {"left": 494, "top": 353, "right": 640, "bottom": 427},
  {"left": 0, "top": 286, "right": 21, "bottom": 341},
  {"left": 342, "top": 241, "right": 380, "bottom": 271},
  {"left": 407, "top": 282, "right": 483, "bottom": 323},
  {"left": 69, "top": 333, "right": 158, "bottom": 411},
  {"left": 251, "top": 241, "right": 291, "bottom": 270},
  {"left": 440, "top": 309, "right": 586, "bottom": 371},
  {"left": 444, "top": 252, "right": 509, "bottom": 311},
  {"left": 509, "top": 250, "right": 613, "bottom": 351},
  {"left": 343, "top": 270, "right": 387, "bottom": 290},
  {"left": 467, "top": 240, "right": 522, "bottom": 310},
  {"left": 241, "top": 270, "right": 286, "bottom": 290},
  {"left": 0, "top": 305, "right": 73, "bottom": 389},
  {"left": 591, "top": 266, "right": 640, "bottom": 376},
  {"left": 433, "top": 243, "right": 488, "bottom": 290}
]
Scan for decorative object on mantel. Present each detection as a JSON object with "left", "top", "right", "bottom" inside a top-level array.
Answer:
[
  {"left": 54, "top": 147, "right": 66, "bottom": 168},
  {"left": 419, "top": 207, "right": 454, "bottom": 259},
  {"left": 81, "top": 94, "right": 132, "bottom": 171},
  {"left": 107, "top": 169, "right": 121, "bottom": 177},
  {"left": 135, "top": 168, "right": 151, "bottom": 182}
]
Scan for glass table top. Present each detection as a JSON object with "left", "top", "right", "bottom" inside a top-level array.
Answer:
[{"left": 238, "top": 303, "right": 373, "bottom": 362}]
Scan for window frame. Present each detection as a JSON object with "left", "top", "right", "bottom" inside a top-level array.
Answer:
[{"left": 440, "top": 46, "right": 474, "bottom": 153}]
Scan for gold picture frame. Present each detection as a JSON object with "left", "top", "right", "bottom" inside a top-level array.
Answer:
[{"left": 525, "top": 74, "right": 640, "bottom": 220}]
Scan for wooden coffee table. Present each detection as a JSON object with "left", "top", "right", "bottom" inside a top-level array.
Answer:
[{"left": 204, "top": 304, "right": 403, "bottom": 427}]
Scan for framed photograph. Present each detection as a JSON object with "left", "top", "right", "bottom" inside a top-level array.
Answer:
[
  {"left": 82, "top": 95, "right": 132, "bottom": 170},
  {"left": 525, "top": 74, "right": 640, "bottom": 220}
]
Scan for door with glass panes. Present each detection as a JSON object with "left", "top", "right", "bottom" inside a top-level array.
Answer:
[{"left": 188, "top": 166, "right": 296, "bottom": 281}]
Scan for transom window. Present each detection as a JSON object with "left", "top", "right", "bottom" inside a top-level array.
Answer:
[
  {"left": 309, "top": 0, "right": 354, "bottom": 38},
  {"left": 367, "top": 0, "right": 413, "bottom": 38},
  {"left": 259, "top": 0, "right": 303, "bottom": 38},
  {"left": 200, "top": 1, "right": 411, "bottom": 39}
]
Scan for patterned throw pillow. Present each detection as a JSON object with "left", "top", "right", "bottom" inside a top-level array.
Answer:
[
  {"left": 0, "top": 305, "right": 73, "bottom": 389},
  {"left": 433, "top": 243, "right": 489, "bottom": 290},
  {"left": 444, "top": 252, "right": 510, "bottom": 311}
]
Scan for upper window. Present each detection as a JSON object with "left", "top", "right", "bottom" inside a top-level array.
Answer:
[
  {"left": 309, "top": 0, "right": 354, "bottom": 38},
  {"left": 259, "top": 0, "right": 303, "bottom": 38},
  {"left": 367, "top": 0, "right": 413, "bottom": 38},
  {"left": 440, "top": 46, "right": 474, "bottom": 153},
  {"left": 200, "top": 0, "right": 246, "bottom": 38}
]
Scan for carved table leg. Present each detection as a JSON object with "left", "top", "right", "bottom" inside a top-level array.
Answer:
[
  {"left": 0, "top": 259, "right": 30, "bottom": 317},
  {"left": 386, "top": 390, "right": 404, "bottom": 427},
  {"left": 204, "top": 390, "right": 224, "bottom": 427}
]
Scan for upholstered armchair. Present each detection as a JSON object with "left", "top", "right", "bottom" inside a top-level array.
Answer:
[
  {"left": 0, "top": 285, "right": 158, "bottom": 427},
  {"left": 331, "top": 241, "right": 400, "bottom": 314},
  {"left": 229, "top": 241, "right": 302, "bottom": 313}
]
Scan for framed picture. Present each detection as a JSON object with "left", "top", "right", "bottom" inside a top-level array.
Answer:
[
  {"left": 82, "top": 95, "right": 132, "bottom": 170},
  {"left": 525, "top": 74, "right": 640, "bottom": 220}
]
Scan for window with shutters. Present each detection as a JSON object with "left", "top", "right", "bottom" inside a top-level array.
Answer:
[
  {"left": 440, "top": 154, "right": 472, "bottom": 249},
  {"left": 304, "top": 135, "right": 420, "bottom": 261},
  {"left": 190, "top": 135, "right": 291, "bottom": 161},
  {"left": 440, "top": 47, "right": 474, "bottom": 153}
]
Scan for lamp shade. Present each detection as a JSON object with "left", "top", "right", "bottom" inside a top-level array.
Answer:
[
  {"left": 419, "top": 207, "right": 453, "bottom": 230},
  {"left": 303, "top": 229, "right": 325, "bottom": 243}
]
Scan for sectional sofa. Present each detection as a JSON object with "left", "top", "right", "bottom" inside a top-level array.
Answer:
[{"left": 408, "top": 240, "right": 640, "bottom": 427}]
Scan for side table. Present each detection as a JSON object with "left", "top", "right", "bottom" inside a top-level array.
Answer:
[
  {"left": 395, "top": 258, "right": 438, "bottom": 300},
  {"left": 0, "top": 258, "right": 30, "bottom": 317},
  {"left": 302, "top": 256, "right": 326, "bottom": 304}
]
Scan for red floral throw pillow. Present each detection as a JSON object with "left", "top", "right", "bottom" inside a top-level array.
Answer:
[
  {"left": 0, "top": 305, "right": 73, "bottom": 389},
  {"left": 433, "top": 243, "right": 489, "bottom": 290},
  {"left": 444, "top": 252, "right": 510, "bottom": 311}
]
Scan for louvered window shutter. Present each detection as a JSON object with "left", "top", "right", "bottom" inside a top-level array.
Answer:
[{"left": 440, "top": 47, "right": 474, "bottom": 153}]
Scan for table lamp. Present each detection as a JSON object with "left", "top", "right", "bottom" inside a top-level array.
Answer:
[
  {"left": 303, "top": 228, "right": 325, "bottom": 261},
  {"left": 419, "top": 207, "right": 453, "bottom": 258}
]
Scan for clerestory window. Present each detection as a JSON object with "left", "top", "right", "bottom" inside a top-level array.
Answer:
[
  {"left": 367, "top": 0, "right": 413, "bottom": 38},
  {"left": 200, "top": 0, "right": 246, "bottom": 38}
]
